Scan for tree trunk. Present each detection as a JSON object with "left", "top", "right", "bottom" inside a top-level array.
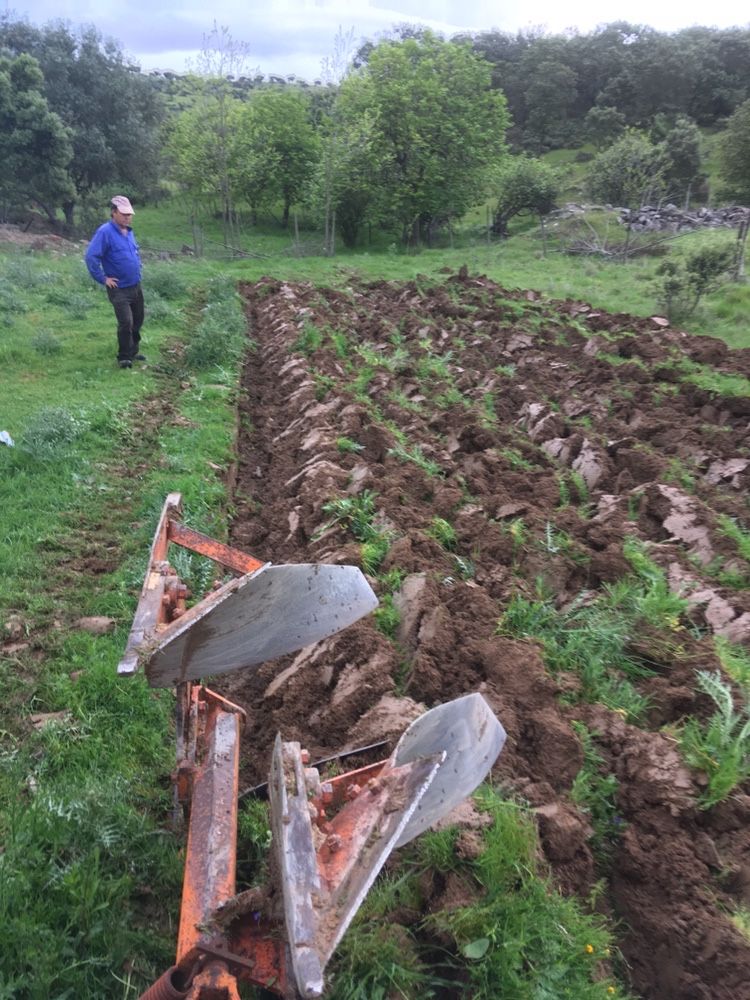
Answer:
[{"left": 63, "top": 200, "right": 76, "bottom": 228}]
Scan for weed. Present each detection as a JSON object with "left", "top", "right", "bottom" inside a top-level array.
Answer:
[
  {"left": 0, "top": 280, "right": 29, "bottom": 322},
  {"left": 374, "top": 594, "right": 401, "bottom": 638},
  {"left": 570, "top": 722, "right": 621, "bottom": 859},
  {"left": 679, "top": 670, "right": 750, "bottom": 808},
  {"left": 715, "top": 636, "right": 750, "bottom": 687},
  {"left": 497, "top": 587, "right": 654, "bottom": 722},
  {"left": 435, "top": 386, "right": 468, "bottom": 409},
  {"left": 429, "top": 787, "right": 630, "bottom": 999},
  {"left": 500, "top": 447, "right": 536, "bottom": 472},
  {"left": 337, "top": 436, "right": 364, "bottom": 454},
  {"left": 388, "top": 442, "right": 443, "bottom": 477},
  {"left": 313, "top": 371, "right": 336, "bottom": 400},
  {"left": 328, "top": 923, "right": 444, "bottom": 1000},
  {"left": 65, "top": 291, "right": 96, "bottom": 320},
  {"left": 146, "top": 292, "right": 177, "bottom": 322},
  {"left": 379, "top": 567, "right": 407, "bottom": 594},
  {"left": 664, "top": 456, "right": 696, "bottom": 492},
  {"left": 570, "top": 469, "right": 590, "bottom": 506},
  {"left": 621, "top": 537, "right": 688, "bottom": 628},
  {"left": 328, "top": 327, "right": 350, "bottom": 359},
  {"left": 293, "top": 320, "right": 323, "bottom": 356},
  {"left": 716, "top": 514, "right": 750, "bottom": 562},
  {"left": 146, "top": 264, "right": 189, "bottom": 301},
  {"left": 557, "top": 473, "right": 572, "bottom": 508},
  {"left": 361, "top": 535, "right": 391, "bottom": 575},
  {"left": 237, "top": 798, "right": 271, "bottom": 883},
  {"left": 322, "top": 491, "right": 378, "bottom": 541},
  {"left": 452, "top": 554, "right": 476, "bottom": 580},
  {"left": 729, "top": 905, "right": 750, "bottom": 941},
  {"left": 18, "top": 406, "right": 87, "bottom": 461},
  {"left": 481, "top": 391, "right": 497, "bottom": 426},
  {"left": 30, "top": 330, "right": 63, "bottom": 355},
  {"left": 351, "top": 363, "right": 376, "bottom": 399},
  {"left": 427, "top": 516, "right": 457, "bottom": 551},
  {"left": 185, "top": 283, "right": 246, "bottom": 370}
]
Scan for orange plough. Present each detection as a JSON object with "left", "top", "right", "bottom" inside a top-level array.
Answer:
[{"left": 121, "top": 494, "right": 506, "bottom": 999}]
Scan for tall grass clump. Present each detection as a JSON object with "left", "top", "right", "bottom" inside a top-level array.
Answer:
[
  {"left": 679, "top": 670, "right": 750, "bottom": 807},
  {"left": 17, "top": 406, "right": 86, "bottom": 461},
  {"left": 497, "top": 542, "right": 687, "bottom": 721},
  {"left": 184, "top": 276, "right": 247, "bottom": 370},
  {"left": 146, "top": 262, "right": 189, "bottom": 301},
  {"left": 427, "top": 787, "right": 630, "bottom": 999}
]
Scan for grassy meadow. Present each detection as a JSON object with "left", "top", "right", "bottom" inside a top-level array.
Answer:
[{"left": 0, "top": 199, "right": 747, "bottom": 996}]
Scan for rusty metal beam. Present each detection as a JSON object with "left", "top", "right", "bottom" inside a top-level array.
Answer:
[
  {"left": 167, "top": 520, "right": 265, "bottom": 577},
  {"left": 177, "top": 691, "right": 242, "bottom": 962},
  {"left": 118, "top": 492, "right": 182, "bottom": 677}
]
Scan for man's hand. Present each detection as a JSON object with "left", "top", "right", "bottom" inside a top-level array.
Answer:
[{"left": 104, "top": 276, "right": 119, "bottom": 289}]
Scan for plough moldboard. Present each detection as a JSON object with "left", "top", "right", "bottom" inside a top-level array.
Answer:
[{"left": 120, "top": 494, "right": 506, "bottom": 999}]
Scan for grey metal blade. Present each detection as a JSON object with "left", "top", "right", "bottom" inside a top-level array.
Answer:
[
  {"left": 392, "top": 693, "right": 506, "bottom": 847},
  {"left": 144, "top": 564, "right": 378, "bottom": 688}
]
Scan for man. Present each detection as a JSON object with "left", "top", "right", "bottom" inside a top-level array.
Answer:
[{"left": 85, "top": 195, "right": 146, "bottom": 369}]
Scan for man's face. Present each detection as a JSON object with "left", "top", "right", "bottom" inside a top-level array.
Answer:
[{"left": 112, "top": 207, "right": 133, "bottom": 227}]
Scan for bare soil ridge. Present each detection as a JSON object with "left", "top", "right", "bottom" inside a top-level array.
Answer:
[{"left": 219, "top": 272, "right": 750, "bottom": 999}]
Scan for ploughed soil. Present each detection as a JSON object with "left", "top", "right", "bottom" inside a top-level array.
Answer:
[{"left": 218, "top": 272, "right": 750, "bottom": 999}]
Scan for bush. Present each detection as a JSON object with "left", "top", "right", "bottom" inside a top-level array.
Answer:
[
  {"left": 146, "top": 264, "right": 188, "bottom": 301},
  {"left": 18, "top": 406, "right": 86, "bottom": 460},
  {"left": 184, "top": 280, "right": 246, "bottom": 370},
  {"left": 30, "top": 330, "right": 63, "bottom": 355},
  {"left": 0, "top": 280, "right": 29, "bottom": 323},
  {"left": 145, "top": 292, "right": 177, "bottom": 322},
  {"left": 655, "top": 244, "right": 734, "bottom": 322}
]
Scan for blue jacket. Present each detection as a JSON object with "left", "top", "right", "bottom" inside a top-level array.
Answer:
[{"left": 85, "top": 220, "right": 142, "bottom": 288}]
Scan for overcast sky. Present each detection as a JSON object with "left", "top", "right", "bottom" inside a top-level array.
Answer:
[{"left": 7, "top": 0, "right": 750, "bottom": 80}]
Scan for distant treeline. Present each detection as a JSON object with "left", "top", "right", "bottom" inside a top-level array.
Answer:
[{"left": 1, "top": 14, "right": 749, "bottom": 243}]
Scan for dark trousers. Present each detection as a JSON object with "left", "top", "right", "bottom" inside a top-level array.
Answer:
[{"left": 107, "top": 283, "right": 144, "bottom": 361}]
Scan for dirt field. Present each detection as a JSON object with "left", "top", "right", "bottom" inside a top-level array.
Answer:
[{"left": 218, "top": 272, "right": 750, "bottom": 999}]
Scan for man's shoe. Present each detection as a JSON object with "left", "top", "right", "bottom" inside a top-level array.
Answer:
[
  {"left": 133, "top": 353, "right": 146, "bottom": 361},
  {"left": 118, "top": 360, "right": 132, "bottom": 369}
]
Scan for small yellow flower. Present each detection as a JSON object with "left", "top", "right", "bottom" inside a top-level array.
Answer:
[
  {"left": 607, "top": 988, "right": 616, "bottom": 995},
  {"left": 585, "top": 944, "right": 594, "bottom": 954}
]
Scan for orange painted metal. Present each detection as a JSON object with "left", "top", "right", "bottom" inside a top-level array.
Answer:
[
  {"left": 167, "top": 520, "right": 265, "bottom": 577},
  {"left": 185, "top": 961, "right": 242, "bottom": 1000},
  {"left": 176, "top": 688, "right": 243, "bottom": 963}
]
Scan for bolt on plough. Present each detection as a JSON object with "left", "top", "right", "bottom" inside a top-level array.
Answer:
[{"left": 120, "top": 493, "right": 506, "bottom": 999}]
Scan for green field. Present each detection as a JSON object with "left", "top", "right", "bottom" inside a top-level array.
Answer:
[{"left": 0, "top": 207, "right": 747, "bottom": 996}]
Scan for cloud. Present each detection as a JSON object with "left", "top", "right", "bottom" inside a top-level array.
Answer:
[{"left": 13, "top": 0, "right": 750, "bottom": 79}]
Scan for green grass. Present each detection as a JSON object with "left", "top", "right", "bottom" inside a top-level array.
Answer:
[
  {"left": 497, "top": 541, "right": 689, "bottom": 722},
  {"left": 0, "top": 246, "right": 246, "bottom": 997},
  {"left": 326, "top": 786, "right": 631, "bottom": 1000},
  {"left": 678, "top": 670, "right": 750, "bottom": 808}
]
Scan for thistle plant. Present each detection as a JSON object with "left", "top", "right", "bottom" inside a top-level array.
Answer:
[{"left": 679, "top": 670, "right": 750, "bottom": 808}]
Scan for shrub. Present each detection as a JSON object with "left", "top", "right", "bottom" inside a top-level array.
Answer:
[
  {"left": 184, "top": 283, "right": 246, "bottom": 370},
  {"left": 30, "top": 330, "right": 63, "bottom": 355},
  {"left": 18, "top": 406, "right": 86, "bottom": 460},
  {"left": 146, "top": 264, "right": 188, "bottom": 301}
]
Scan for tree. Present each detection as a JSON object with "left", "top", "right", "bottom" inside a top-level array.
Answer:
[
  {"left": 584, "top": 106, "right": 626, "bottom": 150},
  {"left": 232, "top": 90, "right": 320, "bottom": 227},
  {"left": 586, "top": 132, "right": 669, "bottom": 208},
  {"left": 491, "top": 157, "right": 559, "bottom": 236},
  {"left": 659, "top": 116, "right": 704, "bottom": 207},
  {"left": 0, "top": 53, "right": 73, "bottom": 221},
  {"left": 336, "top": 33, "right": 509, "bottom": 244},
  {"left": 191, "top": 22, "right": 254, "bottom": 242},
  {"left": 0, "top": 16, "right": 164, "bottom": 225},
  {"left": 719, "top": 99, "right": 750, "bottom": 204}
]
